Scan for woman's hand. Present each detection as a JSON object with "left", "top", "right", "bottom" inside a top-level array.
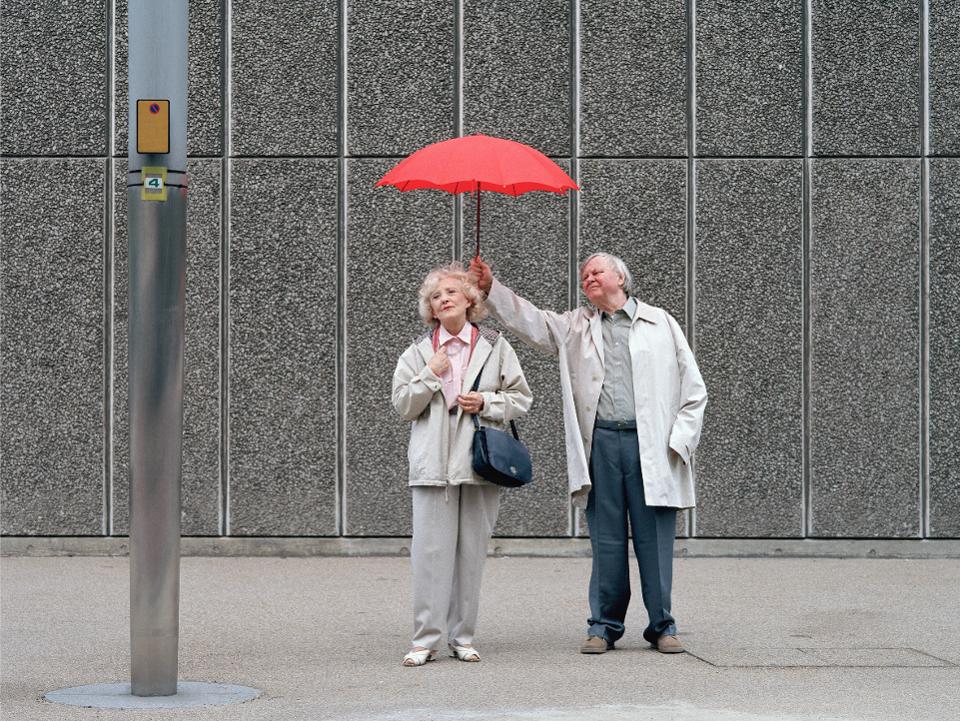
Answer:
[
  {"left": 457, "top": 391, "right": 485, "bottom": 415},
  {"left": 427, "top": 347, "right": 450, "bottom": 376}
]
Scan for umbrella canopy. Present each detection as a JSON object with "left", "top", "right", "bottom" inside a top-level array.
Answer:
[
  {"left": 376, "top": 134, "right": 579, "bottom": 196},
  {"left": 376, "top": 134, "right": 578, "bottom": 256}
]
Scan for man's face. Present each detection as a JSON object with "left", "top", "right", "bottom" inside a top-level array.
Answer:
[{"left": 580, "top": 257, "right": 625, "bottom": 307}]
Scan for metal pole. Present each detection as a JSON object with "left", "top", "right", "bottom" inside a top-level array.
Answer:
[{"left": 127, "top": 0, "right": 188, "bottom": 697}]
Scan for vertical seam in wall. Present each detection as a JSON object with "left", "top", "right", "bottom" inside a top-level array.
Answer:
[
  {"left": 220, "top": 0, "right": 232, "bottom": 536},
  {"left": 104, "top": 160, "right": 114, "bottom": 536},
  {"left": 801, "top": 0, "right": 813, "bottom": 538},
  {"left": 568, "top": 0, "right": 580, "bottom": 538},
  {"left": 338, "top": 160, "right": 348, "bottom": 536},
  {"left": 569, "top": 0, "right": 580, "bottom": 307},
  {"left": 220, "top": 157, "right": 230, "bottom": 537},
  {"left": 453, "top": 200, "right": 462, "bottom": 261},
  {"left": 921, "top": 0, "right": 930, "bottom": 158},
  {"left": 919, "top": 0, "right": 930, "bottom": 538},
  {"left": 804, "top": 0, "right": 814, "bottom": 159},
  {"left": 456, "top": 0, "right": 464, "bottom": 138},
  {"left": 802, "top": 159, "right": 812, "bottom": 539},
  {"left": 686, "top": 0, "right": 697, "bottom": 538},
  {"left": 104, "top": 0, "right": 115, "bottom": 536},
  {"left": 107, "top": 0, "right": 115, "bottom": 159},
  {"left": 920, "top": 157, "right": 930, "bottom": 538},
  {"left": 336, "top": 0, "right": 348, "bottom": 535},
  {"left": 453, "top": 0, "right": 464, "bottom": 259}
]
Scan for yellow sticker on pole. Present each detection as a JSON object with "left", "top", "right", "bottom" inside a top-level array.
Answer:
[
  {"left": 137, "top": 99, "right": 170, "bottom": 154},
  {"left": 141, "top": 166, "right": 168, "bottom": 201}
]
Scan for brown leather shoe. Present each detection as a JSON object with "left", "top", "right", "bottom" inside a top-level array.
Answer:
[
  {"left": 580, "top": 636, "right": 614, "bottom": 654},
  {"left": 655, "top": 634, "right": 684, "bottom": 654}
]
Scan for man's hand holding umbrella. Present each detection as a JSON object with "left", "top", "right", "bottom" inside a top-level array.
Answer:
[{"left": 469, "top": 256, "right": 493, "bottom": 296}]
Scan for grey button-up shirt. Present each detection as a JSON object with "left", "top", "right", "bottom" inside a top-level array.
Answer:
[{"left": 597, "top": 297, "right": 637, "bottom": 422}]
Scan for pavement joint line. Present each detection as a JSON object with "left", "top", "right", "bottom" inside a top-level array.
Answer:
[
  {"left": 3, "top": 536, "right": 960, "bottom": 558},
  {"left": 683, "top": 645, "right": 959, "bottom": 668},
  {"left": 323, "top": 703, "right": 858, "bottom": 721}
]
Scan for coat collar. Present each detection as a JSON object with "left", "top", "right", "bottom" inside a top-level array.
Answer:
[
  {"left": 586, "top": 297, "right": 658, "bottom": 325},
  {"left": 630, "top": 299, "right": 660, "bottom": 325},
  {"left": 586, "top": 297, "right": 659, "bottom": 360},
  {"left": 588, "top": 312, "right": 604, "bottom": 365},
  {"left": 414, "top": 325, "right": 499, "bottom": 390},
  {"left": 460, "top": 327, "right": 500, "bottom": 393}
]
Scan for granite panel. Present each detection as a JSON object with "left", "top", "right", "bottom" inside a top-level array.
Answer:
[
  {"left": 0, "top": 160, "right": 104, "bottom": 534},
  {"left": 347, "top": 0, "right": 454, "bottom": 155},
  {"left": 580, "top": 0, "right": 686, "bottom": 156},
  {"left": 930, "top": 1, "right": 960, "bottom": 155},
  {"left": 810, "top": 159, "right": 920, "bottom": 537},
  {"left": 231, "top": 0, "right": 338, "bottom": 156},
  {"left": 463, "top": 0, "right": 570, "bottom": 157},
  {"left": 811, "top": 1, "right": 921, "bottom": 156},
  {"left": 0, "top": 0, "right": 107, "bottom": 154},
  {"left": 111, "top": 159, "right": 222, "bottom": 536},
  {"left": 229, "top": 160, "right": 338, "bottom": 535},
  {"left": 696, "top": 1, "right": 803, "bottom": 156},
  {"left": 459, "top": 170, "right": 572, "bottom": 536},
  {"left": 694, "top": 160, "right": 804, "bottom": 537},
  {"left": 929, "top": 159, "right": 960, "bottom": 537},
  {"left": 113, "top": 0, "right": 223, "bottom": 156},
  {"left": 345, "top": 159, "right": 454, "bottom": 536},
  {"left": 578, "top": 160, "right": 687, "bottom": 324}
]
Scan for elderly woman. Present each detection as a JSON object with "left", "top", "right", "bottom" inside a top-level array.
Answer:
[{"left": 392, "top": 262, "right": 532, "bottom": 667}]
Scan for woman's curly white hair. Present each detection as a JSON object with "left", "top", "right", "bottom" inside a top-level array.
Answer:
[{"left": 417, "top": 261, "right": 488, "bottom": 326}]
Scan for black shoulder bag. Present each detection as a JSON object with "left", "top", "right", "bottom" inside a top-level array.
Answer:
[{"left": 468, "top": 367, "right": 533, "bottom": 488}]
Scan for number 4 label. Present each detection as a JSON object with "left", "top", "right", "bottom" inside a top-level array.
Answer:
[{"left": 141, "top": 167, "right": 168, "bottom": 201}]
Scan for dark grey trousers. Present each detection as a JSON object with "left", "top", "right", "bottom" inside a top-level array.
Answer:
[{"left": 585, "top": 424, "right": 678, "bottom": 644}]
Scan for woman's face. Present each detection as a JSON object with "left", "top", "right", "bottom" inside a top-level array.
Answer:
[{"left": 430, "top": 276, "right": 471, "bottom": 329}]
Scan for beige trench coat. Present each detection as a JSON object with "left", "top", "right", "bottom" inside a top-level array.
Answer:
[
  {"left": 392, "top": 326, "right": 532, "bottom": 487},
  {"left": 486, "top": 279, "right": 707, "bottom": 509}
]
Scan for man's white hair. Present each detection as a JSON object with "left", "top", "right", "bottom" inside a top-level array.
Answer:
[{"left": 579, "top": 252, "right": 634, "bottom": 295}]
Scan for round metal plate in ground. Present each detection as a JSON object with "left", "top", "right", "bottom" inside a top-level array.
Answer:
[{"left": 43, "top": 681, "right": 260, "bottom": 709}]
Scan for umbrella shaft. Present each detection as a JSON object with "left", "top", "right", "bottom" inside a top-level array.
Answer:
[{"left": 475, "top": 187, "right": 481, "bottom": 257}]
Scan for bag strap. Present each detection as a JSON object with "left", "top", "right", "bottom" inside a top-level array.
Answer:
[{"left": 470, "top": 362, "right": 520, "bottom": 440}]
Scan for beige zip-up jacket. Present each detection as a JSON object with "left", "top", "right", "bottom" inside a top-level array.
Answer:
[
  {"left": 485, "top": 279, "right": 707, "bottom": 509},
  {"left": 392, "top": 325, "right": 532, "bottom": 487}
]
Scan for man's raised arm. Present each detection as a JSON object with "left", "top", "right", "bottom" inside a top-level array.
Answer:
[{"left": 469, "top": 256, "right": 567, "bottom": 356}]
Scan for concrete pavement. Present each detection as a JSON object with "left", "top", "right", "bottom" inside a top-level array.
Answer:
[{"left": 2, "top": 555, "right": 958, "bottom": 721}]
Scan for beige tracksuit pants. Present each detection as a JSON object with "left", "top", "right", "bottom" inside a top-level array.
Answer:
[{"left": 410, "top": 484, "right": 501, "bottom": 651}]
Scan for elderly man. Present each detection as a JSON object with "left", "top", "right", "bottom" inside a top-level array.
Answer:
[{"left": 469, "top": 253, "right": 706, "bottom": 655}]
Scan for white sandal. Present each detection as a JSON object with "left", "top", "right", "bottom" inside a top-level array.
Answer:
[
  {"left": 449, "top": 644, "right": 481, "bottom": 662},
  {"left": 401, "top": 648, "right": 436, "bottom": 667}
]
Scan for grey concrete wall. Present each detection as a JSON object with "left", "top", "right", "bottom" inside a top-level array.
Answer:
[{"left": 2, "top": 1, "right": 957, "bottom": 540}]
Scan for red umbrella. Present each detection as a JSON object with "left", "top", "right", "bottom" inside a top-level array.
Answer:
[{"left": 375, "top": 134, "right": 579, "bottom": 256}]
